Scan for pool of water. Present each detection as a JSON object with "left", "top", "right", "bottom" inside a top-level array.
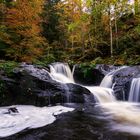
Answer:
[{"left": 2, "top": 103, "right": 140, "bottom": 140}]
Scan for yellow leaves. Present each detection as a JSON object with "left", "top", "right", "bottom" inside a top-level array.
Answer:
[
  {"left": 102, "top": 15, "right": 110, "bottom": 32},
  {"left": 56, "top": 0, "right": 90, "bottom": 48},
  {"left": 4, "top": 0, "right": 46, "bottom": 62}
]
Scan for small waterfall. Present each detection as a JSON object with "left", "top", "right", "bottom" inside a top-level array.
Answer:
[
  {"left": 100, "top": 68, "right": 117, "bottom": 88},
  {"left": 49, "top": 63, "right": 75, "bottom": 103},
  {"left": 128, "top": 78, "right": 140, "bottom": 102},
  {"left": 50, "top": 63, "right": 74, "bottom": 83},
  {"left": 100, "top": 66, "right": 128, "bottom": 88},
  {"left": 49, "top": 63, "right": 116, "bottom": 104},
  {"left": 85, "top": 86, "right": 116, "bottom": 103},
  {"left": 100, "top": 74, "right": 113, "bottom": 88}
]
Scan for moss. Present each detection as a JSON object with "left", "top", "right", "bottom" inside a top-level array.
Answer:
[
  {"left": 79, "top": 62, "right": 96, "bottom": 78},
  {"left": 0, "top": 60, "right": 19, "bottom": 76}
]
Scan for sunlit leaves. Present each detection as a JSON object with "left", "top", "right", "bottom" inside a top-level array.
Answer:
[{"left": 4, "top": 0, "right": 47, "bottom": 62}]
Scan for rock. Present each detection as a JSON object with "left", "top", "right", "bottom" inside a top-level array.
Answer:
[
  {"left": 0, "top": 64, "right": 95, "bottom": 106},
  {"left": 96, "top": 64, "right": 120, "bottom": 75},
  {"left": 8, "top": 107, "right": 18, "bottom": 114},
  {"left": 112, "top": 66, "right": 140, "bottom": 100},
  {"left": 73, "top": 65, "right": 104, "bottom": 86}
]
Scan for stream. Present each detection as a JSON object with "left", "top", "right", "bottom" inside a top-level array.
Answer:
[{"left": 1, "top": 63, "right": 140, "bottom": 140}]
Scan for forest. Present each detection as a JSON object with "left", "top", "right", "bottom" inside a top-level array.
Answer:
[
  {"left": 1, "top": 1, "right": 140, "bottom": 139},
  {"left": 0, "top": 0, "right": 140, "bottom": 65}
]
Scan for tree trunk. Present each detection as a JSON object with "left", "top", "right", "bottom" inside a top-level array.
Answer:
[
  {"left": 114, "top": 5, "right": 118, "bottom": 49},
  {"left": 109, "top": 5, "right": 113, "bottom": 57}
]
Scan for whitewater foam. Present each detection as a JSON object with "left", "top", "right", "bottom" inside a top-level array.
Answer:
[{"left": 0, "top": 105, "right": 74, "bottom": 138}]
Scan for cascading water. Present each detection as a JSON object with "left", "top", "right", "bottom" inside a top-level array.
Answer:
[
  {"left": 49, "top": 63, "right": 75, "bottom": 103},
  {"left": 100, "top": 66, "right": 128, "bottom": 88},
  {"left": 50, "top": 63, "right": 74, "bottom": 83},
  {"left": 96, "top": 67, "right": 140, "bottom": 136},
  {"left": 49, "top": 64, "right": 140, "bottom": 136},
  {"left": 85, "top": 86, "right": 116, "bottom": 103},
  {"left": 99, "top": 102, "right": 140, "bottom": 135},
  {"left": 100, "top": 74, "right": 113, "bottom": 88},
  {"left": 25, "top": 64, "right": 140, "bottom": 137},
  {"left": 128, "top": 78, "right": 140, "bottom": 102},
  {"left": 50, "top": 63, "right": 115, "bottom": 103},
  {"left": 0, "top": 105, "right": 74, "bottom": 137},
  {"left": 2, "top": 63, "right": 140, "bottom": 138}
]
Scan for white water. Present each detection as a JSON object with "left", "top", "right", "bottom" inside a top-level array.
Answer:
[
  {"left": 26, "top": 63, "right": 140, "bottom": 136},
  {"left": 50, "top": 63, "right": 74, "bottom": 83},
  {"left": 98, "top": 102, "right": 140, "bottom": 136},
  {"left": 49, "top": 63, "right": 116, "bottom": 103},
  {"left": 97, "top": 68, "right": 140, "bottom": 136},
  {"left": 100, "top": 75, "right": 113, "bottom": 88},
  {"left": 1, "top": 63, "right": 140, "bottom": 137},
  {"left": 128, "top": 78, "right": 140, "bottom": 102},
  {"left": 100, "top": 66, "right": 128, "bottom": 88},
  {"left": 0, "top": 105, "right": 74, "bottom": 138},
  {"left": 85, "top": 86, "right": 116, "bottom": 103}
]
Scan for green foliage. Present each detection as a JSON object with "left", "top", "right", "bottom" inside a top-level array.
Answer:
[
  {"left": 91, "top": 57, "right": 103, "bottom": 64},
  {"left": 0, "top": 61, "right": 18, "bottom": 76},
  {"left": 35, "top": 54, "right": 56, "bottom": 65},
  {"left": 42, "top": 0, "right": 61, "bottom": 43},
  {"left": 79, "top": 63, "right": 96, "bottom": 78},
  {"left": 0, "top": 0, "right": 140, "bottom": 65}
]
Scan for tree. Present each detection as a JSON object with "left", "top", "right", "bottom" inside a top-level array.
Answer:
[
  {"left": 5, "top": 0, "right": 47, "bottom": 62},
  {"left": 55, "top": 0, "right": 92, "bottom": 61},
  {"left": 42, "top": 0, "right": 61, "bottom": 43}
]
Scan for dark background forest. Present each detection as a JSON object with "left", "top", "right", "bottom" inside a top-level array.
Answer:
[{"left": 0, "top": 0, "right": 140, "bottom": 65}]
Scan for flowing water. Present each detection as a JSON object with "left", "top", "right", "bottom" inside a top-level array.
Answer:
[
  {"left": 1, "top": 63, "right": 140, "bottom": 139},
  {"left": 128, "top": 78, "right": 140, "bottom": 102},
  {"left": 50, "top": 63, "right": 140, "bottom": 136},
  {"left": 100, "top": 66, "right": 128, "bottom": 88},
  {"left": 0, "top": 105, "right": 74, "bottom": 138},
  {"left": 50, "top": 63, "right": 74, "bottom": 83}
]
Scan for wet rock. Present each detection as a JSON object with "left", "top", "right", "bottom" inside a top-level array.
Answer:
[
  {"left": 0, "top": 64, "right": 95, "bottom": 106},
  {"left": 8, "top": 107, "right": 18, "bottom": 114},
  {"left": 112, "top": 66, "right": 140, "bottom": 100},
  {"left": 73, "top": 65, "right": 104, "bottom": 86},
  {"left": 96, "top": 64, "right": 120, "bottom": 75}
]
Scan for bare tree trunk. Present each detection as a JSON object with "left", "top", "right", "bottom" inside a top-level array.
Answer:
[
  {"left": 109, "top": 5, "right": 113, "bottom": 57},
  {"left": 114, "top": 5, "right": 118, "bottom": 49},
  {"left": 94, "top": 0, "right": 97, "bottom": 57}
]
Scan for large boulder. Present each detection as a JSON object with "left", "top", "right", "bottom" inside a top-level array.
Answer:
[
  {"left": 112, "top": 66, "right": 140, "bottom": 100},
  {"left": 0, "top": 64, "right": 95, "bottom": 106}
]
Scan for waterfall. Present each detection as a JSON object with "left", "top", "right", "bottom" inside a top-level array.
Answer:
[
  {"left": 85, "top": 86, "right": 116, "bottom": 103},
  {"left": 100, "top": 68, "right": 117, "bottom": 88},
  {"left": 48, "top": 62, "right": 140, "bottom": 136},
  {"left": 2, "top": 63, "right": 140, "bottom": 137},
  {"left": 100, "top": 66, "right": 128, "bottom": 88},
  {"left": 100, "top": 74, "right": 113, "bottom": 88},
  {"left": 49, "top": 63, "right": 116, "bottom": 103},
  {"left": 50, "top": 63, "right": 74, "bottom": 83},
  {"left": 128, "top": 78, "right": 140, "bottom": 102}
]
